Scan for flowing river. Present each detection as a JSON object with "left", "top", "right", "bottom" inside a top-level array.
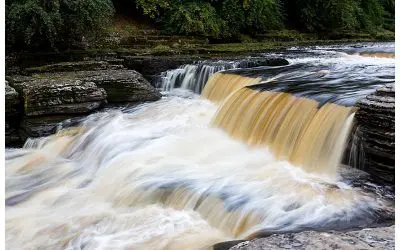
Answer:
[{"left": 6, "top": 42, "right": 394, "bottom": 250}]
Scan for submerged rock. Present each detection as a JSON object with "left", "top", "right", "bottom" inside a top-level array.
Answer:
[
  {"left": 227, "top": 226, "right": 394, "bottom": 250},
  {"left": 353, "top": 83, "right": 394, "bottom": 183},
  {"left": 18, "top": 115, "right": 84, "bottom": 140}
]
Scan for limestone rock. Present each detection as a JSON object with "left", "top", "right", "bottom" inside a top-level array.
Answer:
[
  {"left": 11, "top": 79, "right": 107, "bottom": 117},
  {"left": 5, "top": 80, "right": 20, "bottom": 114},
  {"left": 77, "top": 70, "right": 162, "bottom": 102},
  {"left": 227, "top": 226, "right": 394, "bottom": 250},
  {"left": 353, "top": 83, "right": 395, "bottom": 183},
  {"left": 12, "top": 69, "right": 161, "bottom": 103}
]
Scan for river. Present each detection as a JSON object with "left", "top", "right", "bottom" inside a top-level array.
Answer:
[{"left": 5, "top": 42, "right": 395, "bottom": 250}]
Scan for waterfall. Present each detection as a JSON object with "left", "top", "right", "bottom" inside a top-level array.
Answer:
[
  {"left": 5, "top": 57, "right": 393, "bottom": 249},
  {"left": 157, "top": 61, "right": 240, "bottom": 93}
]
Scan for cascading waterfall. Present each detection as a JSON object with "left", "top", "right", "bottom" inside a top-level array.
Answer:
[
  {"left": 201, "top": 73, "right": 262, "bottom": 102},
  {"left": 211, "top": 87, "right": 355, "bottom": 178},
  {"left": 6, "top": 46, "right": 394, "bottom": 250},
  {"left": 157, "top": 62, "right": 240, "bottom": 93}
]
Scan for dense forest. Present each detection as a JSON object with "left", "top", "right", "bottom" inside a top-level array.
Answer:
[{"left": 6, "top": 0, "right": 395, "bottom": 50}]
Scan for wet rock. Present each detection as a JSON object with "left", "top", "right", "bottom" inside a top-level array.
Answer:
[
  {"left": 5, "top": 80, "right": 20, "bottom": 113},
  {"left": 25, "top": 61, "right": 123, "bottom": 74},
  {"left": 228, "top": 226, "right": 394, "bottom": 250},
  {"left": 5, "top": 81, "right": 21, "bottom": 146},
  {"left": 10, "top": 79, "right": 107, "bottom": 117},
  {"left": 237, "top": 58, "right": 289, "bottom": 68},
  {"left": 123, "top": 56, "right": 290, "bottom": 81},
  {"left": 18, "top": 115, "right": 83, "bottom": 140},
  {"left": 123, "top": 55, "right": 198, "bottom": 79},
  {"left": 353, "top": 83, "right": 394, "bottom": 183}
]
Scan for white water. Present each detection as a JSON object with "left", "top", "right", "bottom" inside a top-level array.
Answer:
[
  {"left": 157, "top": 62, "right": 240, "bottom": 93},
  {"left": 6, "top": 92, "right": 390, "bottom": 250}
]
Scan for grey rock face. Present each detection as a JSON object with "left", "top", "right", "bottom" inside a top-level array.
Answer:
[
  {"left": 228, "top": 226, "right": 394, "bottom": 250},
  {"left": 6, "top": 66, "right": 161, "bottom": 145},
  {"left": 11, "top": 80, "right": 107, "bottom": 117},
  {"left": 13, "top": 69, "right": 162, "bottom": 103},
  {"left": 353, "top": 83, "right": 394, "bottom": 183},
  {"left": 5, "top": 80, "right": 20, "bottom": 113},
  {"left": 76, "top": 70, "right": 162, "bottom": 102}
]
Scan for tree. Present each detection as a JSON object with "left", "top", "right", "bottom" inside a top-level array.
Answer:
[{"left": 6, "top": 0, "right": 115, "bottom": 50}]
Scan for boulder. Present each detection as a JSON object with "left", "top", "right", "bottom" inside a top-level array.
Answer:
[
  {"left": 352, "top": 83, "right": 394, "bottom": 183},
  {"left": 10, "top": 79, "right": 107, "bottom": 117}
]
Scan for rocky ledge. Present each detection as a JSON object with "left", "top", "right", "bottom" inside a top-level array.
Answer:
[
  {"left": 222, "top": 226, "right": 394, "bottom": 250},
  {"left": 123, "top": 55, "right": 289, "bottom": 81},
  {"left": 5, "top": 60, "right": 162, "bottom": 146},
  {"left": 352, "top": 83, "right": 394, "bottom": 183}
]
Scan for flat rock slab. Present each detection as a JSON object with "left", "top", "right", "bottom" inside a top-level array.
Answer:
[
  {"left": 11, "top": 69, "right": 161, "bottom": 103},
  {"left": 11, "top": 79, "right": 106, "bottom": 117},
  {"left": 228, "top": 226, "right": 394, "bottom": 250},
  {"left": 25, "top": 60, "right": 123, "bottom": 74}
]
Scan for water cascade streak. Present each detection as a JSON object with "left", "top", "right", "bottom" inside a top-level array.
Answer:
[
  {"left": 158, "top": 63, "right": 239, "bottom": 93},
  {"left": 352, "top": 52, "right": 395, "bottom": 59},
  {"left": 200, "top": 72, "right": 355, "bottom": 177},
  {"left": 201, "top": 73, "right": 262, "bottom": 102}
]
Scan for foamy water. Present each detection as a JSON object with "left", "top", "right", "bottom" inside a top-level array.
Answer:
[
  {"left": 6, "top": 42, "right": 395, "bottom": 250},
  {"left": 6, "top": 93, "right": 391, "bottom": 250}
]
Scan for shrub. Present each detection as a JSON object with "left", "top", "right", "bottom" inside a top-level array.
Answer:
[
  {"left": 161, "top": 1, "right": 227, "bottom": 37},
  {"left": 6, "top": 0, "right": 114, "bottom": 50}
]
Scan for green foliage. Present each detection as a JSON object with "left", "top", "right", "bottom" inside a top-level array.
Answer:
[
  {"left": 6, "top": 0, "right": 394, "bottom": 51},
  {"left": 161, "top": 1, "right": 227, "bottom": 37},
  {"left": 282, "top": 0, "right": 389, "bottom": 32},
  {"left": 6, "top": 0, "right": 114, "bottom": 50},
  {"left": 135, "top": 0, "right": 171, "bottom": 18},
  {"left": 245, "top": 0, "right": 283, "bottom": 33}
]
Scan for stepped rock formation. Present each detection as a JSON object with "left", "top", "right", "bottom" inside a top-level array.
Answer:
[
  {"left": 353, "top": 83, "right": 395, "bottom": 183},
  {"left": 12, "top": 80, "right": 107, "bottom": 117},
  {"left": 5, "top": 61, "right": 162, "bottom": 145}
]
